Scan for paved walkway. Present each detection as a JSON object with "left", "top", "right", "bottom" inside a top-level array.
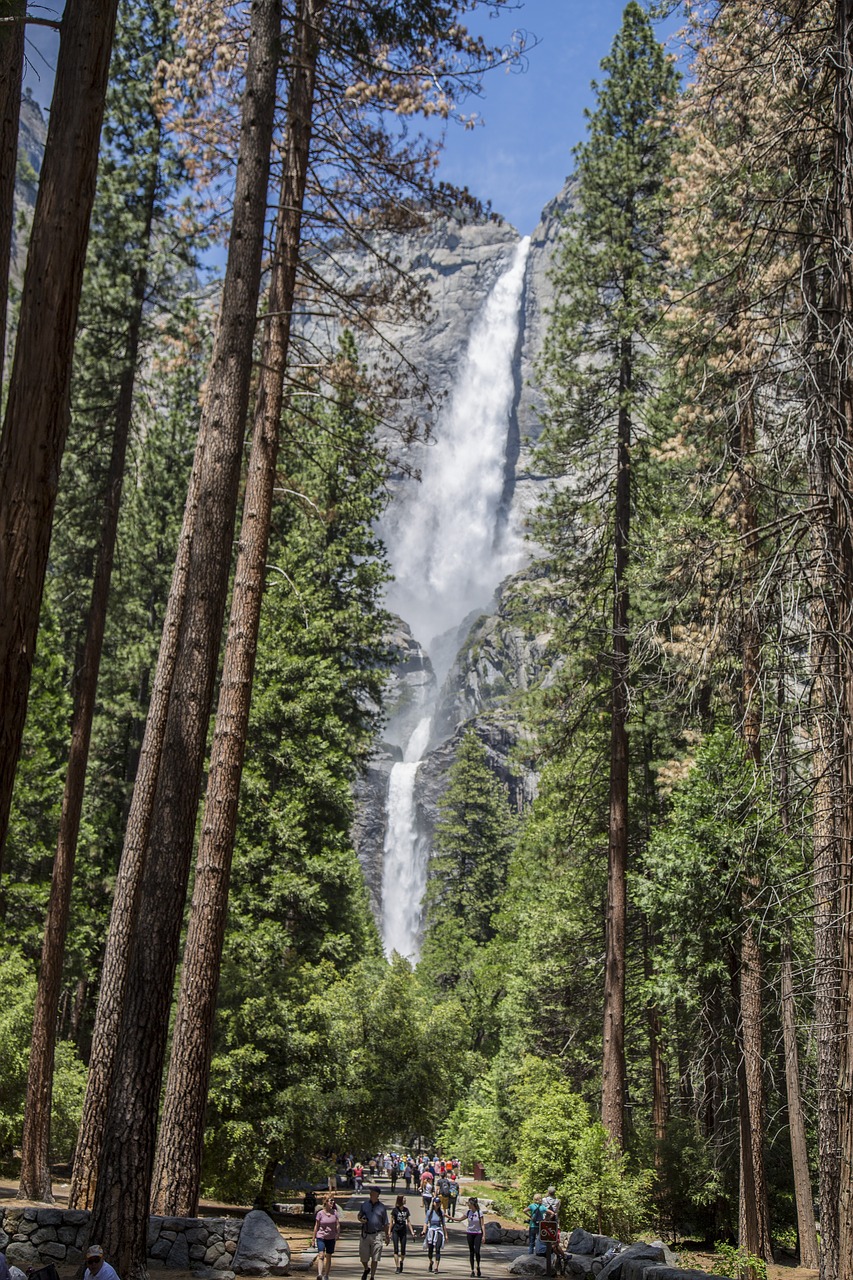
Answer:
[{"left": 296, "top": 1185, "right": 517, "bottom": 1280}]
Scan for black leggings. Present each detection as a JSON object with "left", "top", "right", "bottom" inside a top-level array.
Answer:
[
  {"left": 467, "top": 1234, "right": 482, "bottom": 1269},
  {"left": 427, "top": 1238, "right": 443, "bottom": 1264},
  {"left": 393, "top": 1230, "right": 408, "bottom": 1259}
]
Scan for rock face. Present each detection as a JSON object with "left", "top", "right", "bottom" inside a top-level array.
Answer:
[{"left": 230, "top": 1210, "right": 290, "bottom": 1277}]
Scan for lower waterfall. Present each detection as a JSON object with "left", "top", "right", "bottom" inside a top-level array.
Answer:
[
  {"left": 380, "top": 716, "right": 433, "bottom": 960},
  {"left": 380, "top": 236, "right": 531, "bottom": 959}
]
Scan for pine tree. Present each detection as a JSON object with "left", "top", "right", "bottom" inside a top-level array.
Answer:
[
  {"left": 422, "top": 728, "right": 518, "bottom": 962},
  {"left": 535, "top": 1, "right": 678, "bottom": 1149}
]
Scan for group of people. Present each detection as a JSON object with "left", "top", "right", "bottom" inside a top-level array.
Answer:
[
  {"left": 344, "top": 1154, "right": 462, "bottom": 1198},
  {"left": 524, "top": 1188, "right": 564, "bottom": 1273},
  {"left": 310, "top": 1182, "right": 485, "bottom": 1280}
]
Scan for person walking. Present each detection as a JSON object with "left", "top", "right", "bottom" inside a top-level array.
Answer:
[
  {"left": 358, "top": 1186, "right": 390, "bottom": 1280},
  {"left": 421, "top": 1169, "right": 434, "bottom": 1213},
  {"left": 354, "top": 1162, "right": 364, "bottom": 1193},
  {"left": 448, "top": 1175, "right": 460, "bottom": 1221},
  {"left": 465, "top": 1197, "right": 484, "bottom": 1278},
  {"left": 524, "top": 1194, "right": 545, "bottom": 1255},
  {"left": 311, "top": 1194, "right": 341, "bottom": 1280},
  {"left": 421, "top": 1196, "right": 446, "bottom": 1273},
  {"left": 438, "top": 1173, "right": 452, "bottom": 1216},
  {"left": 390, "top": 1195, "right": 415, "bottom": 1272}
]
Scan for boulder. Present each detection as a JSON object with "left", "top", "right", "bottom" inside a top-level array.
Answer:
[
  {"left": 484, "top": 1223, "right": 504, "bottom": 1245},
  {"left": 592, "top": 1238, "right": 620, "bottom": 1258},
  {"left": 149, "top": 1239, "right": 173, "bottom": 1263},
  {"left": 649, "top": 1243, "right": 678, "bottom": 1268},
  {"left": 58, "top": 1228, "right": 77, "bottom": 1246},
  {"left": 64, "top": 1212, "right": 90, "bottom": 1227},
  {"left": 644, "top": 1269, "right": 729, "bottom": 1280},
  {"left": 509, "top": 1257, "right": 549, "bottom": 1276},
  {"left": 567, "top": 1232, "right": 596, "bottom": 1257},
  {"left": 232, "top": 1212, "right": 290, "bottom": 1277},
  {"left": 597, "top": 1244, "right": 665, "bottom": 1280},
  {"left": 566, "top": 1258, "right": 596, "bottom": 1277},
  {"left": 31, "top": 1229, "right": 58, "bottom": 1246}
]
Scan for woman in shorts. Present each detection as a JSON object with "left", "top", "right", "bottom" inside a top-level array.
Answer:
[{"left": 312, "top": 1193, "right": 341, "bottom": 1280}]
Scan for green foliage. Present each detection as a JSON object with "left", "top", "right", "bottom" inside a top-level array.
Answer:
[
  {"left": 560, "top": 1123, "right": 653, "bottom": 1240},
  {"left": 513, "top": 1057, "right": 590, "bottom": 1204},
  {"left": 711, "top": 1242, "right": 768, "bottom": 1280},
  {"left": 0, "top": 950, "right": 87, "bottom": 1164}
]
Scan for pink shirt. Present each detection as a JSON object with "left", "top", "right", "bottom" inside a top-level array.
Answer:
[{"left": 314, "top": 1209, "right": 341, "bottom": 1240}]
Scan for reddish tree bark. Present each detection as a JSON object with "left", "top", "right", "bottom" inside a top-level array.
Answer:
[
  {"left": 151, "top": 0, "right": 326, "bottom": 1215},
  {"left": 0, "top": 0, "right": 119, "bottom": 879},
  {"left": 601, "top": 335, "right": 630, "bottom": 1150},
  {"left": 17, "top": 135, "right": 160, "bottom": 1202},
  {"left": 83, "top": 4, "right": 282, "bottom": 1272}
]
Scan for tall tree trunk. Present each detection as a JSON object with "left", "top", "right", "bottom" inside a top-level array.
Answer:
[
  {"left": 775, "top": 681, "right": 820, "bottom": 1269},
  {"left": 17, "top": 111, "right": 162, "bottom": 1203},
  {"left": 151, "top": 0, "right": 324, "bottom": 1216},
  {"left": 734, "top": 383, "right": 772, "bottom": 1264},
  {"left": 0, "top": 0, "right": 119, "bottom": 879},
  {"left": 779, "top": 936, "right": 819, "bottom": 1267},
  {"left": 602, "top": 335, "right": 631, "bottom": 1150},
  {"left": 0, "top": 0, "right": 24, "bottom": 395},
  {"left": 833, "top": 9, "right": 853, "bottom": 1280},
  {"left": 84, "top": 5, "right": 281, "bottom": 1273}
]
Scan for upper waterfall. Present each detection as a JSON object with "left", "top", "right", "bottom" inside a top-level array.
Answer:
[{"left": 385, "top": 236, "right": 531, "bottom": 651}]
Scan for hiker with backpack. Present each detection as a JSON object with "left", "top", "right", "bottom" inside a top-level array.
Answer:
[
  {"left": 525, "top": 1194, "right": 546, "bottom": 1254},
  {"left": 421, "top": 1196, "right": 446, "bottom": 1272}
]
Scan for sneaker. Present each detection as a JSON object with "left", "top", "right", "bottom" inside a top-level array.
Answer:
[
  {"left": 428, "top": 1263, "right": 433, "bottom": 1272},
  {"left": 362, "top": 1270, "right": 369, "bottom": 1280}
]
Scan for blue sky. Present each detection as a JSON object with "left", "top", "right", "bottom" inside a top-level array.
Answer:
[
  {"left": 434, "top": 0, "right": 680, "bottom": 234},
  {"left": 23, "top": 0, "right": 678, "bottom": 237}
]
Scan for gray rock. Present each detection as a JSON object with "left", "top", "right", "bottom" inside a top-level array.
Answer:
[
  {"left": 205, "top": 1246, "right": 226, "bottom": 1264},
  {"left": 6, "top": 1244, "right": 39, "bottom": 1267},
  {"left": 484, "top": 1223, "right": 503, "bottom": 1245},
  {"left": 649, "top": 1243, "right": 678, "bottom": 1268},
  {"left": 212, "top": 1259, "right": 232, "bottom": 1272},
  {"left": 149, "top": 1261, "right": 167, "bottom": 1270},
  {"left": 208, "top": 1235, "right": 224, "bottom": 1248},
  {"left": 186, "top": 1229, "right": 208, "bottom": 1245},
  {"left": 167, "top": 1237, "right": 191, "bottom": 1269},
  {"left": 566, "top": 1259, "right": 596, "bottom": 1277},
  {"left": 35, "top": 1212, "right": 64, "bottom": 1228},
  {"left": 192, "top": 1269, "right": 235, "bottom": 1280},
  {"left": 231, "top": 1210, "right": 291, "bottom": 1277},
  {"left": 30, "top": 1229, "right": 58, "bottom": 1245},
  {"left": 598, "top": 1244, "right": 665, "bottom": 1280},
  {"left": 160, "top": 1232, "right": 178, "bottom": 1242},
  {"left": 76, "top": 1227, "right": 91, "bottom": 1248},
  {"left": 568, "top": 1232, "right": 596, "bottom": 1256},
  {"left": 163, "top": 1219, "right": 189, "bottom": 1234},
  {"left": 64, "top": 1212, "right": 90, "bottom": 1227},
  {"left": 21, "top": 1211, "right": 37, "bottom": 1223},
  {"left": 592, "top": 1237, "right": 620, "bottom": 1258},
  {"left": 148, "top": 1224, "right": 162, "bottom": 1251},
  {"left": 150, "top": 1239, "right": 173, "bottom": 1263},
  {"left": 39, "top": 1242, "right": 68, "bottom": 1260},
  {"left": 0, "top": 1233, "right": 8, "bottom": 1251},
  {"left": 509, "top": 1257, "right": 548, "bottom": 1276},
  {"left": 58, "top": 1227, "right": 77, "bottom": 1245},
  {"left": 190, "top": 1245, "right": 208, "bottom": 1261}
]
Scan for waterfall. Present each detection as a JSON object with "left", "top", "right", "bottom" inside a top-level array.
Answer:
[
  {"left": 379, "top": 236, "right": 530, "bottom": 960},
  {"left": 385, "top": 236, "right": 531, "bottom": 651},
  {"left": 380, "top": 716, "right": 432, "bottom": 959}
]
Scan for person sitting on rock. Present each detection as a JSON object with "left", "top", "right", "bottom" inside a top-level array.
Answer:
[{"left": 83, "top": 1244, "right": 120, "bottom": 1280}]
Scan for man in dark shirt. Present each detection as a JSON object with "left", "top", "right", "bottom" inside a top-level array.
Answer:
[{"left": 358, "top": 1187, "right": 390, "bottom": 1280}]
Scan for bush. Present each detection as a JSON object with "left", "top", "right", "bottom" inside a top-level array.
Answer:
[{"left": 560, "top": 1123, "right": 653, "bottom": 1239}]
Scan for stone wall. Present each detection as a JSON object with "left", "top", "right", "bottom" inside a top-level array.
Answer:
[{"left": 0, "top": 1208, "right": 287, "bottom": 1279}]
